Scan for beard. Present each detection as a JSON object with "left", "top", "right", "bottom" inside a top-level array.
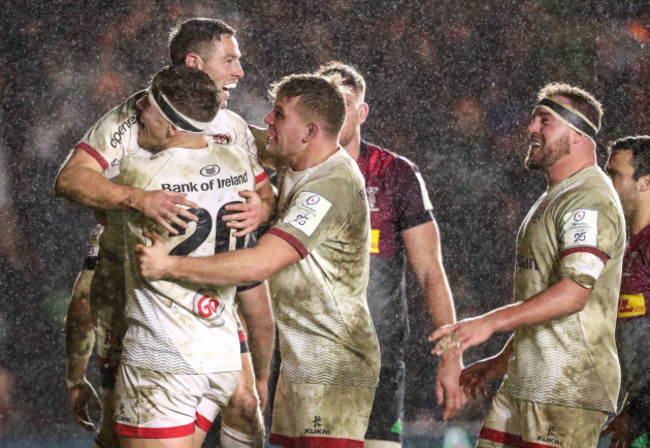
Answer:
[{"left": 525, "top": 133, "right": 571, "bottom": 171}]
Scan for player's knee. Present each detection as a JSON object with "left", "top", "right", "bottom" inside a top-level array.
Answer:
[{"left": 226, "top": 388, "right": 260, "bottom": 420}]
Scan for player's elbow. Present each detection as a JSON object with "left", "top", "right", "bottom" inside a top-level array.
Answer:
[{"left": 54, "top": 166, "right": 74, "bottom": 198}]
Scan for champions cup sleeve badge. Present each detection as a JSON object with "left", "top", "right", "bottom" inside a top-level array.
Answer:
[
  {"left": 193, "top": 289, "right": 226, "bottom": 327},
  {"left": 283, "top": 192, "right": 332, "bottom": 237}
]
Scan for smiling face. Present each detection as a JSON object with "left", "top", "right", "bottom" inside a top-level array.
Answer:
[
  {"left": 525, "top": 100, "right": 573, "bottom": 171},
  {"left": 263, "top": 96, "right": 308, "bottom": 163},
  {"left": 606, "top": 149, "right": 639, "bottom": 226},
  {"left": 196, "top": 35, "right": 243, "bottom": 108}
]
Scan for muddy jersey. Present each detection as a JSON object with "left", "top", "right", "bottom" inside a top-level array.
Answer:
[
  {"left": 267, "top": 148, "right": 380, "bottom": 388},
  {"left": 119, "top": 141, "right": 256, "bottom": 375},
  {"left": 501, "top": 166, "right": 625, "bottom": 413},
  {"left": 357, "top": 141, "right": 434, "bottom": 367},
  {"left": 75, "top": 92, "right": 147, "bottom": 264},
  {"left": 75, "top": 93, "right": 268, "bottom": 331},
  {"left": 75, "top": 93, "right": 268, "bottom": 263}
]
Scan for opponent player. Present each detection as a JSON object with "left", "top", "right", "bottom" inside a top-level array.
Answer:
[
  {"left": 430, "top": 83, "right": 625, "bottom": 448},
  {"left": 136, "top": 74, "right": 381, "bottom": 448},
  {"left": 59, "top": 18, "right": 273, "bottom": 448},
  {"left": 313, "top": 62, "right": 464, "bottom": 446},
  {"left": 601, "top": 136, "right": 650, "bottom": 448}
]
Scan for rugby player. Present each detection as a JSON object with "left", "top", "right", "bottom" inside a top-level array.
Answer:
[
  {"left": 64, "top": 65, "right": 258, "bottom": 448},
  {"left": 601, "top": 136, "right": 650, "bottom": 448},
  {"left": 430, "top": 83, "right": 625, "bottom": 448},
  {"left": 136, "top": 73, "right": 381, "bottom": 448},
  {"left": 58, "top": 19, "right": 274, "bottom": 448},
  {"left": 314, "top": 62, "right": 465, "bottom": 446}
]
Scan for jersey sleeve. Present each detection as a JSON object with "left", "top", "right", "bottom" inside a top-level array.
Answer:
[
  {"left": 233, "top": 123, "right": 268, "bottom": 186},
  {"left": 75, "top": 94, "right": 141, "bottom": 180},
  {"left": 555, "top": 189, "right": 622, "bottom": 287},
  {"left": 267, "top": 176, "right": 355, "bottom": 258},
  {"left": 391, "top": 157, "right": 434, "bottom": 232}
]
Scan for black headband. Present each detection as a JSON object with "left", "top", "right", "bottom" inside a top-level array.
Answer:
[
  {"left": 537, "top": 98, "right": 598, "bottom": 138},
  {"left": 151, "top": 87, "right": 205, "bottom": 133}
]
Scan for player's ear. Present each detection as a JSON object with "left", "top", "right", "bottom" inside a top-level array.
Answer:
[
  {"left": 638, "top": 174, "right": 650, "bottom": 193},
  {"left": 358, "top": 102, "right": 369, "bottom": 125},
  {"left": 166, "top": 124, "right": 179, "bottom": 139},
  {"left": 185, "top": 53, "right": 202, "bottom": 69},
  {"left": 303, "top": 122, "right": 319, "bottom": 143}
]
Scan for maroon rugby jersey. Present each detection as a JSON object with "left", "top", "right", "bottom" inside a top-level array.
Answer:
[
  {"left": 356, "top": 141, "right": 434, "bottom": 366},
  {"left": 618, "top": 224, "right": 650, "bottom": 320}
]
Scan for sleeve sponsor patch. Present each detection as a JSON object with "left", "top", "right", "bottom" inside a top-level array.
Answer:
[
  {"left": 562, "top": 209, "right": 599, "bottom": 249},
  {"left": 282, "top": 192, "right": 332, "bottom": 237}
]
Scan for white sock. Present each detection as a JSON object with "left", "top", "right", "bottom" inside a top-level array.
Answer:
[{"left": 221, "top": 423, "right": 254, "bottom": 448}]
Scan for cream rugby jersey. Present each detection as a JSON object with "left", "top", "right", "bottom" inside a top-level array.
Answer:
[
  {"left": 266, "top": 148, "right": 380, "bottom": 388},
  {"left": 119, "top": 141, "right": 257, "bottom": 374},
  {"left": 501, "top": 166, "right": 625, "bottom": 413},
  {"left": 74, "top": 92, "right": 268, "bottom": 263}
]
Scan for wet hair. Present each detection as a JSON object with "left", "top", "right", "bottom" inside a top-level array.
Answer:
[
  {"left": 151, "top": 65, "right": 220, "bottom": 123},
  {"left": 268, "top": 74, "right": 346, "bottom": 138},
  {"left": 536, "top": 83, "right": 603, "bottom": 132},
  {"left": 168, "top": 18, "right": 235, "bottom": 66},
  {"left": 608, "top": 136, "right": 650, "bottom": 180},
  {"left": 315, "top": 61, "right": 366, "bottom": 103}
]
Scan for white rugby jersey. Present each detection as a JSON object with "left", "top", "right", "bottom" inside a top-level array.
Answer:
[
  {"left": 75, "top": 92, "right": 268, "bottom": 263},
  {"left": 119, "top": 141, "right": 257, "bottom": 374}
]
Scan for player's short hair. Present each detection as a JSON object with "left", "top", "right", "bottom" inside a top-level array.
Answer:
[
  {"left": 151, "top": 65, "right": 220, "bottom": 123},
  {"left": 169, "top": 18, "right": 236, "bottom": 66},
  {"left": 315, "top": 61, "right": 366, "bottom": 103},
  {"left": 608, "top": 136, "right": 650, "bottom": 180},
  {"left": 268, "top": 74, "right": 346, "bottom": 138},
  {"left": 536, "top": 83, "right": 603, "bottom": 133}
]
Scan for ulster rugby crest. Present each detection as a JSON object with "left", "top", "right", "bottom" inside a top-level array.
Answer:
[{"left": 212, "top": 133, "right": 232, "bottom": 145}]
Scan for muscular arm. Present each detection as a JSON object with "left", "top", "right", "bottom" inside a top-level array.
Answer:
[
  {"left": 236, "top": 283, "right": 275, "bottom": 409},
  {"left": 403, "top": 220, "right": 456, "bottom": 329},
  {"left": 55, "top": 149, "right": 198, "bottom": 233},
  {"left": 430, "top": 277, "right": 591, "bottom": 354},
  {"left": 403, "top": 221, "right": 466, "bottom": 418},
  {"left": 136, "top": 230, "right": 301, "bottom": 286}
]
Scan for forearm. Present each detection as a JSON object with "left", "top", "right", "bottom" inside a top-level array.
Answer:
[
  {"left": 56, "top": 164, "right": 142, "bottom": 212},
  {"left": 406, "top": 221, "right": 457, "bottom": 329},
  {"left": 422, "top": 272, "right": 456, "bottom": 329},
  {"left": 237, "top": 284, "right": 275, "bottom": 382},
  {"left": 64, "top": 270, "right": 96, "bottom": 383},
  {"left": 484, "top": 277, "right": 590, "bottom": 334},
  {"left": 491, "top": 336, "right": 514, "bottom": 375},
  {"left": 166, "top": 248, "right": 270, "bottom": 286}
]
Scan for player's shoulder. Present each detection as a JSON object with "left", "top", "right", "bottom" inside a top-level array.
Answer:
[
  {"left": 87, "top": 91, "right": 142, "bottom": 138},
  {"left": 561, "top": 167, "right": 619, "bottom": 206},
  {"left": 362, "top": 141, "right": 419, "bottom": 173},
  {"left": 218, "top": 108, "right": 246, "bottom": 124},
  {"left": 207, "top": 109, "right": 250, "bottom": 146},
  {"left": 553, "top": 167, "right": 623, "bottom": 225}
]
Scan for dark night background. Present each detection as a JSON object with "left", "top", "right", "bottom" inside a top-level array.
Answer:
[{"left": 0, "top": 0, "right": 648, "bottom": 446}]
